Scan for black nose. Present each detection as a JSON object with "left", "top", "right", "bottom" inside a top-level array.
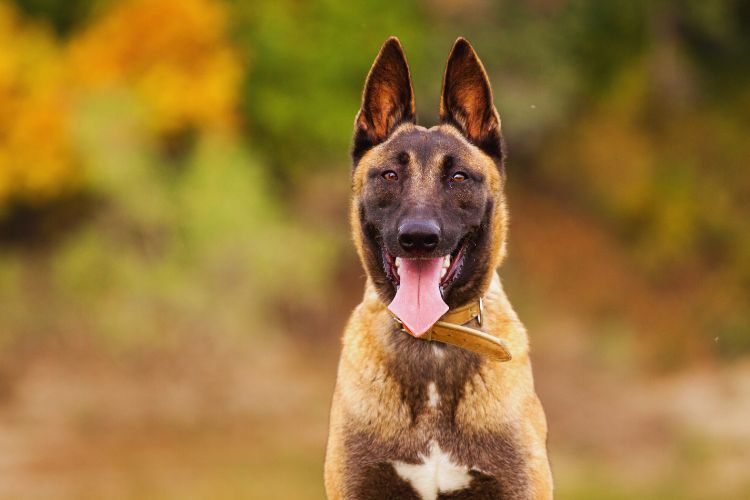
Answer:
[{"left": 398, "top": 219, "right": 440, "bottom": 253}]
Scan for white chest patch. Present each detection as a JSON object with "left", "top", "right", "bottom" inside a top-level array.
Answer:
[
  {"left": 427, "top": 382, "right": 439, "bottom": 407},
  {"left": 391, "top": 441, "right": 472, "bottom": 500}
]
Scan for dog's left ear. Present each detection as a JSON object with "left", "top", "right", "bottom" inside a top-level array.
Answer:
[
  {"left": 440, "top": 38, "right": 503, "bottom": 160},
  {"left": 353, "top": 37, "right": 416, "bottom": 163}
]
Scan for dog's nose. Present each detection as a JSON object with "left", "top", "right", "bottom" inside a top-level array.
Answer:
[{"left": 398, "top": 219, "right": 440, "bottom": 253}]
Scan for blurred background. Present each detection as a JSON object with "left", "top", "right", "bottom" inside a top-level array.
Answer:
[{"left": 0, "top": 0, "right": 748, "bottom": 498}]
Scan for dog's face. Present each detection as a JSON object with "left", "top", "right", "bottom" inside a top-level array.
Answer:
[{"left": 351, "top": 38, "right": 508, "bottom": 315}]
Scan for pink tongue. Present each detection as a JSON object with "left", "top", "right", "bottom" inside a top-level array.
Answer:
[{"left": 388, "top": 258, "right": 449, "bottom": 337}]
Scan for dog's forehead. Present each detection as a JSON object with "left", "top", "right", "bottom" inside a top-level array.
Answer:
[
  {"left": 353, "top": 123, "right": 501, "bottom": 195},
  {"left": 383, "top": 125, "right": 477, "bottom": 165}
]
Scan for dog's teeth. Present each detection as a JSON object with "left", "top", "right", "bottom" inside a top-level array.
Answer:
[
  {"left": 442, "top": 255, "right": 451, "bottom": 268},
  {"left": 440, "top": 267, "right": 448, "bottom": 279},
  {"left": 395, "top": 257, "right": 402, "bottom": 268}
]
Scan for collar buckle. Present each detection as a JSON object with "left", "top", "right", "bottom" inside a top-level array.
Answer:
[
  {"left": 388, "top": 296, "right": 511, "bottom": 362},
  {"left": 477, "top": 297, "right": 484, "bottom": 326},
  {"left": 392, "top": 316, "right": 407, "bottom": 334}
]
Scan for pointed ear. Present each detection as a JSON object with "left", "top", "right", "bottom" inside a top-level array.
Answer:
[
  {"left": 440, "top": 38, "right": 503, "bottom": 159},
  {"left": 352, "top": 37, "right": 416, "bottom": 163}
]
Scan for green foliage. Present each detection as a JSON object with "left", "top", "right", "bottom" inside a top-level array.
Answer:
[
  {"left": 13, "top": 0, "right": 99, "bottom": 35},
  {"left": 2, "top": 89, "right": 332, "bottom": 348},
  {"left": 229, "top": 0, "right": 430, "bottom": 179},
  {"left": 0, "top": 3, "right": 749, "bottom": 497},
  {"left": 1, "top": 0, "right": 749, "bottom": 356}
]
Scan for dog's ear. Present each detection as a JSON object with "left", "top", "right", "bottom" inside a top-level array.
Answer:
[
  {"left": 353, "top": 37, "right": 416, "bottom": 163},
  {"left": 440, "top": 38, "right": 502, "bottom": 160}
]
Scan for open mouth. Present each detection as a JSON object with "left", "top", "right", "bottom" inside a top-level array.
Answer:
[
  {"left": 381, "top": 237, "right": 469, "bottom": 337},
  {"left": 383, "top": 237, "right": 467, "bottom": 292}
]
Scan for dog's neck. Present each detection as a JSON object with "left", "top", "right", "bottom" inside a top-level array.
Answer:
[
  {"left": 345, "top": 272, "right": 528, "bottom": 424},
  {"left": 357, "top": 271, "right": 528, "bottom": 366}
]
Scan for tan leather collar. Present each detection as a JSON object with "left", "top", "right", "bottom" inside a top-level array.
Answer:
[{"left": 394, "top": 299, "right": 512, "bottom": 362}]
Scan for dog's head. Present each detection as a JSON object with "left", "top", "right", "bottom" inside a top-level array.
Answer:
[{"left": 350, "top": 37, "right": 508, "bottom": 333}]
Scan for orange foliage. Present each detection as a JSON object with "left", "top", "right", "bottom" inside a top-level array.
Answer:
[
  {"left": 68, "top": 0, "right": 242, "bottom": 136},
  {"left": 0, "top": 3, "right": 77, "bottom": 208},
  {"left": 0, "top": 0, "right": 243, "bottom": 210}
]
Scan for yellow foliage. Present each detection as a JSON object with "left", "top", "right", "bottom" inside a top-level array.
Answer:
[
  {"left": 68, "top": 0, "right": 242, "bottom": 135},
  {"left": 0, "top": 3, "right": 77, "bottom": 208},
  {"left": 0, "top": 0, "right": 243, "bottom": 210}
]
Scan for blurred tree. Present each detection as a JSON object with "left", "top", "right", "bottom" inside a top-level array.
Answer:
[
  {"left": 228, "top": 0, "right": 430, "bottom": 182},
  {"left": 68, "top": 0, "right": 243, "bottom": 140},
  {"left": 0, "top": 0, "right": 748, "bottom": 359},
  {"left": 0, "top": 2, "right": 77, "bottom": 212},
  {"left": 12, "top": 0, "right": 98, "bottom": 35}
]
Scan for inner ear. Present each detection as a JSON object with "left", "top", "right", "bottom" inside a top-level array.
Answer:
[
  {"left": 440, "top": 38, "right": 502, "bottom": 159},
  {"left": 353, "top": 37, "right": 416, "bottom": 163}
]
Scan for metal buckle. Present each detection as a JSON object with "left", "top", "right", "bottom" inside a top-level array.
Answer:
[
  {"left": 393, "top": 315, "right": 433, "bottom": 341},
  {"left": 477, "top": 297, "right": 484, "bottom": 326},
  {"left": 392, "top": 316, "right": 405, "bottom": 331},
  {"left": 392, "top": 316, "right": 411, "bottom": 335}
]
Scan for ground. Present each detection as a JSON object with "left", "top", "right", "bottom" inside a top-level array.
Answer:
[{"left": 1, "top": 187, "right": 748, "bottom": 500}]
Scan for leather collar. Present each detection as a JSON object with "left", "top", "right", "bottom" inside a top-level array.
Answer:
[{"left": 393, "top": 298, "right": 512, "bottom": 362}]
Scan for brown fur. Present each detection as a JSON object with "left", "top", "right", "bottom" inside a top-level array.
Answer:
[{"left": 325, "top": 37, "right": 552, "bottom": 499}]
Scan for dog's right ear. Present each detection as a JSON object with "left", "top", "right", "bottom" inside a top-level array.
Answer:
[{"left": 352, "top": 37, "right": 416, "bottom": 164}]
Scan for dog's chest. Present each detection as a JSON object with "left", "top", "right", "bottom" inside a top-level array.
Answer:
[
  {"left": 340, "top": 328, "right": 531, "bottom": 498},
  {"left": 345, "top": 422, "right": 503, "bottom": 499},
  {"left": 390, "top": 439, "right": 476, "bottom": 500},
  {"left": 343, "top": 380, "right": 526, "bottom": 499},
  {"left": 391, "top": 383, "right": 471, "bottom": 499}
]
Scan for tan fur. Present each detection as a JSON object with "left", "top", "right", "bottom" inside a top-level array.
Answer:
[
  {"left": 326, "top": 131, "right": 552, "bottom": 498},
  {"left": 326, "top": 278, "right": 552, "bottom": 498},
  {"left": 325, "top": 38, "right": 552, "bottom": 499}
]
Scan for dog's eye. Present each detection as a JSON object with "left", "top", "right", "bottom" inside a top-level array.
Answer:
[
  {"left": 451, "top": 172, "right": 468, "bottom": 183},
  {"left": 382, "top": 170, "right": 398, "bottom": 182}
]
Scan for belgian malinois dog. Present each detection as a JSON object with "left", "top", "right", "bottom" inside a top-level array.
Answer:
[{"left": 325, "top": 37, "right": 553, "bottom": 499}]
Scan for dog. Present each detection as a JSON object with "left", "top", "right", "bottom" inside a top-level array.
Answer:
[{"left": 324, "top": 37, "right": 553, "bottom": 499}]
